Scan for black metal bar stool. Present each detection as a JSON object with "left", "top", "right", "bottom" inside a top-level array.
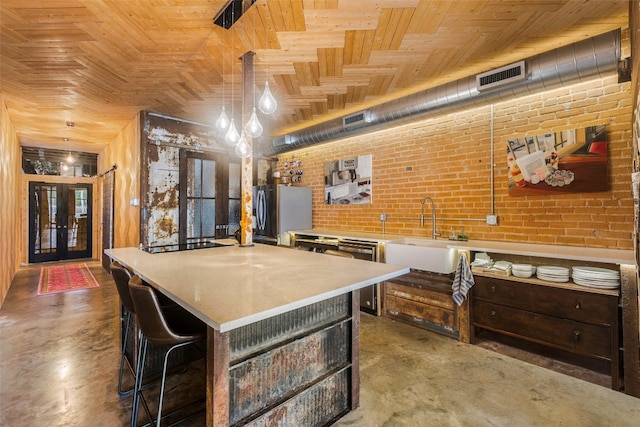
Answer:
[
  {"left": 110, "top": 261, "right": 138, "bottom": 397},
  {"left": 128, "top": 275, "right": 206, "bottom": 427}
]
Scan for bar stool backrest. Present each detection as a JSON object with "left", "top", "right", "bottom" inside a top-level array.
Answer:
[
  {"left": 111, "top": 261, "right": 135, "bottom": 314},
  {"left": 128, "top": 275, "right": 191, "bottom": 346}
]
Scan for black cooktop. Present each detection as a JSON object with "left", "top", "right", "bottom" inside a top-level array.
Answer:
[{"left": 141, "top": 241, "right": 231, "bottom": 254}]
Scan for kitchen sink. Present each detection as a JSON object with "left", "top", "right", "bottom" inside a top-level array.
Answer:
[{"left": 384, "top": 238, "right": 459, "bottom": 274}]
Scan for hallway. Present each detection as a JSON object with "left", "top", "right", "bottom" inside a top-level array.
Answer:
[{"left": 1, "top": 261, "right": 639, "bottom": 426}]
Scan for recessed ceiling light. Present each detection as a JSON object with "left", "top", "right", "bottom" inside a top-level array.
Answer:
[{"left": 63, "top": 138, "right": 69, "bottom": 141}]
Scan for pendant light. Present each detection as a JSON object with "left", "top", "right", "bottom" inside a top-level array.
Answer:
[
  {"left": 215, "top": 106, "right": 230, "bottom": 132},
  {"left": 245, "top": 108, "right": 263, "bottom": 138},
  {"left": 234, "top": 131, "right": 251, "bottom": 158},
  {"left": 225, "top": 118, "right": 241, "bottom": 146},
  {"left": 215, "top": 14, "right": 230, "bottom": 133},
  {"left": 244, "top": 10, "right": 263, "bottom": 137},
  {"left": 258, "top": 82, "right": 277, "bottom": 114},
  {"left": 258, "top": 11, "right": 277, "bottom": 115}
]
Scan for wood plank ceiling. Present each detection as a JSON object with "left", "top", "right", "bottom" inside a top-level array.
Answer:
[{"left": 0, "top": 0, "right": 630, "bottom": 155}]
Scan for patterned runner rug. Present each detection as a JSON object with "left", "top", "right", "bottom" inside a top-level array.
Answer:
[{"left": 37, "top": 263, "right": 100, "bottom": 295}]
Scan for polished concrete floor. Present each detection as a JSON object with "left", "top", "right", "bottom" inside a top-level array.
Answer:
[{"left": 1, "top": 261, "right": 639, "bottom": 426}]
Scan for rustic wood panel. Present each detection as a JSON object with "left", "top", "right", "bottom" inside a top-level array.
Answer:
[
  {"left": 0, "top": 98, "right": 22, "bottom": 306},
  {"left": 0, "top": 0, "right": 629, "bottom": 154},
  {"left": 620, "top": 263, "right": 640, "bottom": 396}
]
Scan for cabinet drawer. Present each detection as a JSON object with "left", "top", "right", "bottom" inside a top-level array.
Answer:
[
  {"left": 474, "top": 301, "right": 612, "bottom": 360},
  {"left": 473, "top": 277, "right": 615, "bottom": 325},
  {"left": 385, "top": 282, "right": 455, "bottom": 310},
  {"left": 386, "top": 294, "right": 457, "bottom": 330}
]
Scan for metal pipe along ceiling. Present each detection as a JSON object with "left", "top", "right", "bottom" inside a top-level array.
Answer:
[{"left": 268, "top": 28, "right": 621, "bottom": 155}]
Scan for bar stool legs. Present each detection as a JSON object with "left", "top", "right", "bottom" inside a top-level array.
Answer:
[
  {"left": 117, "top": 309, "right": 133, "bottom": 397},
  {"left": 132, "top": 339, "right": 202, "bottom": 427},
  {"left": 128, "top": 275, "right": 206, "bottom": 427},
  {"left": 110, "top": 261, "right": 138, "bottom": 398}
]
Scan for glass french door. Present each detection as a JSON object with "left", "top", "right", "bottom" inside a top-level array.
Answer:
[{"left": 29, "top": 182, "right": 93, "bottom": 263}]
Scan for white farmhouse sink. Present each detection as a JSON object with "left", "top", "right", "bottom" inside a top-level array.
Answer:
[{"left": 384, "top": 238, "right": 459, "bottom": 274}]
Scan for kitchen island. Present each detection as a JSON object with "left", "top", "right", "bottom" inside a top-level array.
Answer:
[{"left": 105, "top": 244, "right": 409, "bottom": 426}]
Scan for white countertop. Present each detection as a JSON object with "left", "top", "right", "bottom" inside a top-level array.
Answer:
[
  {"left": 105, "top": 244, "right": 409, "bottom": 332},
  {"left": 291, "top": 229, "right": 635, "bottom": 265}
]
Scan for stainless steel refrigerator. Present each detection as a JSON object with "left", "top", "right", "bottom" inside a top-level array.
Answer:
[{"left": 253, "top": 185, "right": 312, "bottom": 245}]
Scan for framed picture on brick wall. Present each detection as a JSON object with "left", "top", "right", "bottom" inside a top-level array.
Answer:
[
  {"left": 323, "top": 154, "right": 372, "bottom": 205},
  {"left": 507, "top": 125, "right": 608, "bottom": 196}
]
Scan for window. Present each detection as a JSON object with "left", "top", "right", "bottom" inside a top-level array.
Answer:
[{"left": 180, "top": 152, "right": 241, "bottom": 242}]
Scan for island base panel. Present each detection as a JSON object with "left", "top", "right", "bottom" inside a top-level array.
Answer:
[{"left": 207, "top": 292, "right": 360, "bottom": 427}]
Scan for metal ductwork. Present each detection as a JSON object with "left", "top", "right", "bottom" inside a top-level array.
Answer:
[{"left": 269, "top": 28, "right": 621, "bottom": 155}]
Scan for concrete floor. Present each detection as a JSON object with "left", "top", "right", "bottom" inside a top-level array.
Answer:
[{"left": 1, "top": 261, "right": 639, "bottom": 426}]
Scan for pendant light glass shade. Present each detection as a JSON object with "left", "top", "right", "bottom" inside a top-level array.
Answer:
[
  {"left": 234, "top": 132, "right": 251, "bottom": 158},
  {"left": 244, "top": 107, "right": 263, "bottom": 138},
  {"left": 215, "top": 106, "right": 230, "bottom": 132},
  {"left": 258, "top": 82, "right": 277, "bottom": 115},
  {"left": 224, "top": 119, "right": 241, "bottom": 146}
]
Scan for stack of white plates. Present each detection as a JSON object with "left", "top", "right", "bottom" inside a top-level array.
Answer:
[
  {"left": 512, "top": 264, "right": 536, "bottom": 278},
  {"left": 536, "top": 265, "right": 570, "bottom": 282},
  {"left": 572, "top": 266, "right": 620, "bottom": 289}
]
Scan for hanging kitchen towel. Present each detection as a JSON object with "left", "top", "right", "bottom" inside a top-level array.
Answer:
[{"left": 452, "top": 252, "right": 474, "bottom": 306}]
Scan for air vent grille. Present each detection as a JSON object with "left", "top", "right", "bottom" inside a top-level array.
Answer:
[
  {"left": 476, "top": 60, "right": 526, "bottom": 91},
  {"left": 343, "top": 112, "right": 365, "bottom": 128}
]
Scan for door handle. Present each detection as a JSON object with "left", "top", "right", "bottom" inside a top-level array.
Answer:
[{"left": 257, "top": 190, "right": 266, "bottom": 231}]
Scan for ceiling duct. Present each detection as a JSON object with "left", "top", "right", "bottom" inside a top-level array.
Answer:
[{"left": 269, "top": 29, "right": 621, "bottom": 155}]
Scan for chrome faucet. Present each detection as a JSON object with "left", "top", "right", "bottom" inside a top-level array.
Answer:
[{"left": 420, "top": 196, "right": 439, "bottom": 239}]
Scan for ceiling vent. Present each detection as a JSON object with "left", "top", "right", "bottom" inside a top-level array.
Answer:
[
  {"left": 343, "top": 112, "right": 366, "bottom": 128},
  {"left": 213, "top": 0, "right": 256, "bottom": 29},
  {"left": 476, "top": 60, "right": 526, "bottom": 92}
]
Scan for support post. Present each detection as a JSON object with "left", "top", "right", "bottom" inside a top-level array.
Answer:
[{"left": 240, "top": 51, "right": 255, "bottom": 247}]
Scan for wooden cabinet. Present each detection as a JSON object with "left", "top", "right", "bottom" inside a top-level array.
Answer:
[
  {"left": 472, "top": 275, "right": 620, "bottom": 389},
  {"left": 382, "top": 271, "right": 469, "bottom": 341}
]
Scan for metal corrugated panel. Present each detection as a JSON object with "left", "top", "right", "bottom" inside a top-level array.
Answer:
[
  {"left": 270, "top": 29, "right": 621, "bottom": 155},
  {"left": 243, "top": 367, "right": 351, "bottom": 427},
  {"left": 229, "top": 320, "right": 351, "bottom": 425},
  {"left": 228, "top": 293, "right": 351, "bottom": 363}
]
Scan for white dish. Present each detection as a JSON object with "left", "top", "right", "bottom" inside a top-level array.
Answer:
[
  {"left": 537, "top": 272, "right": 569, "bottom": 282},
  {"left": 538, "top": 265, "right": 569, "bottom": 275},
  {"left": 572, "top": 266, "right": 619, "bottom": 275},
  {"left": 573, "top": 279, "right": 620, "bottom": 289},
  {"left": 513, "top": 270, "right": 533, "bottom": 278}
]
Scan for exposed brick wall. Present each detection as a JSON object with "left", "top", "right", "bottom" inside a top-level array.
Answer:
[{"left": 278, "top": 75, "right": 633, "bottom": 250}]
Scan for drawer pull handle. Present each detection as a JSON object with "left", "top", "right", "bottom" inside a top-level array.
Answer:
[
  {"left": 575, "top": 302, "right": 581, "bottom": 309},
  {"left": 491, "top": 310, "right": 496, "bottom": 317},
  {"left": 574, "top": 331, "right": 581, "bottom": 340},
  {"left": 490, "top": 286, "right": 496, "bottom": 293}
]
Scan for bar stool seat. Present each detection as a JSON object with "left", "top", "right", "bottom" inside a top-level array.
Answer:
[{"left": 128, "top": 275, "right": 206, "bottom": 427}]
